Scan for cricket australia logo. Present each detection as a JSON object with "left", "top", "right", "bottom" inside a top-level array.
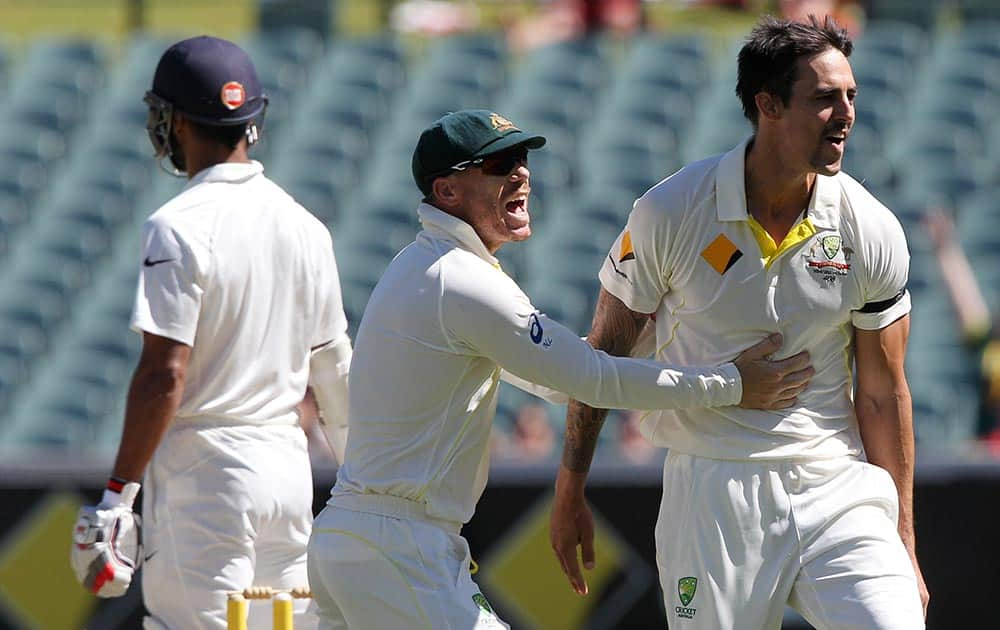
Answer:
[
  {"left": 821, "top": 234, "right": 841, "bottom": 259},
  {"left": 472, "top": 593, "right": 507, "bottom": 628},
  {"left": 805, "top": 233, "right": 852, "bottom": 287},
  {"left": 676, "top": 576, "right": 698, "bottom": 619},
  {"left": 472, "top": 593, "right": 494, "bottom": 615}
]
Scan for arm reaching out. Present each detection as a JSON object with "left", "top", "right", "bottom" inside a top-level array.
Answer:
[{"left": 550, "top": 289, "right": 814, "bottom": 595}]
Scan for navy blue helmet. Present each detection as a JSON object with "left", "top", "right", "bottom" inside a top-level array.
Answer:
[{"left": 144, "top": 36, "right": 268, "bottom": 173}]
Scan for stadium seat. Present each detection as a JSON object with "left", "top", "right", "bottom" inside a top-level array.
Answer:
[
  {"left": 853, "top": 20, "right": 926, "bottom": 66},
  {"left": 0, "top": 279, "right": 65, "bottom": 336},
  {"left": 952, "top": 22, "right": 1000, "bottom": 58},
  {"left": 910, "top": 381, "right": 979, "bottom": 450},
  {"left": 608, "top": 88, "right": 697, "bottom": 143},
  {"left": 957, "top": 2, "right": 1000, "bottom": 21},
  {"left": 898, "top": 157, "right": 983, "bottom": 207},
  {"left": 928, "top": 53, "right": 1000, "bottom": 94},
  {"left": 0, "top": 124, "right": 67, "bottom": 164},
  {"left": 0, "top": 319, "right": 47, "bottom": 373},
  {"left": 429, "top": 32, "right": 506, "bottom": 65},
  {"left": 627, "top": 33, "right": 711, "bottom": 86},
  {"left": 518, "top": 37, "right": 607, "bottom": 90},
  {"left": 319, "top": 37, "right": 406, "bottom": 96},
  {"left": 911, "top": 95, "right": 992, "bottom": 138},
  {"left": 421, "top": 33, "right": 507, "bottom": 98},
  {"left": 864, "top": 2, "right": 943, "bottom": 30}
]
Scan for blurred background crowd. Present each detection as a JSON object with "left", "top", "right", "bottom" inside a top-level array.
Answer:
[{"left": 0, "top": 0, "right": 998, "bottom": 468}]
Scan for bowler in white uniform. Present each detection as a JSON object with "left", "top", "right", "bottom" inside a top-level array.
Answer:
[
  {"left": 550, "top": 16, "right": 929, "bottom": 630},
  {"left": 306, "top": 109, "right": 816, "bottom": 629},
  {"left": 70, "top": 37, "right": 352, "bottom": 629}
]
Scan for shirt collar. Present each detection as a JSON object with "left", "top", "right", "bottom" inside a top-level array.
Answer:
[
  {"left": 715, "top": 137, "right": 840, "bottom": 231},
  {"left": 186, "top": 160, "right": 264, "bottom": 188},
  {"left": 417, "top": 203, "right": 499, "bottom": 266}
]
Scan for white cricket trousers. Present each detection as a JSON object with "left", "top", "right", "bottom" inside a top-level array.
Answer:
[
  {"left": 141, "top": 423, "right": 317, "bottom": 630},
  {"left": 656, "top": 452, "right": 924, "bottom": 630},
  {"left": 307, "top": 494, "right": 509, "bottom": 630}
]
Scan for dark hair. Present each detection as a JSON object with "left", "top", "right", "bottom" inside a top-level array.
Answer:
[
  {"left": 736, "top": 15, "right": 853, "bottom": 127},
  {"left": 189, "top": 120, "right": 253, "bottom": 149}
]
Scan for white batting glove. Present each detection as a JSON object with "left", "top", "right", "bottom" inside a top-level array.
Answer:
[{"left": 71, "top": 480, "right": 142, "bottom": 598}]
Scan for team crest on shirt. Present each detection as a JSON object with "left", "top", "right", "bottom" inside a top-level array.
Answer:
[
  {"left": 805, "top": 233, "right": 853, "bottom": 287},
  {"left": 676, "top": 576, "right": 698, "bottom": 618},
  {"left": 821, "top": 235, "right": 841, "bottom": 259}
]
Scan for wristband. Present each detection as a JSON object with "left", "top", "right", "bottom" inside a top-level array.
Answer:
[{"left": 102, "top": 477, "right": 141, "bottom": 508}]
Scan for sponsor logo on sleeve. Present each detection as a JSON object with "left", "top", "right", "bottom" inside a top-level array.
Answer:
[
  {"left": 143, "top": 256, "right": 175, "bottom": 267},
  {"left": 618, "top": 231, "right": 636, "bottom": 262},
  {"left": 607, "top": 230, "right": 635, "bottom": 281},
  {"left": 701, "top": 234, "right": 742, "bottom": 275},
  {"left": 528, "top": 313, "right": 552, "bottom": 348}
]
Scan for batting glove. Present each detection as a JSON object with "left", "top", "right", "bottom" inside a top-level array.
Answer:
[{"left": 71, "top": 479, "right": 142, "bottom": 598}]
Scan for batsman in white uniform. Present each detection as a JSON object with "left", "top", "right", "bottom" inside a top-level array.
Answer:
[
  {"left": 70, "top": 36, "right": 352, "bottom": 629},
  {"left": 551, "top": 16, "right": 929, "bottom": 629},
  {"left": 306, "top": 110, "right": 816, "bottom": 629}
]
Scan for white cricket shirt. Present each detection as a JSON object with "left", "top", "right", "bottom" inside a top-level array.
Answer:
[
  {"left": 331, "top": 203, "right": 744, "bottom": 526},
  {"left": 131, "top": 161, "right": 349, "bottom": 427},
  {"left": 600, "top": 138, "right": 911, "bottom": 460}
]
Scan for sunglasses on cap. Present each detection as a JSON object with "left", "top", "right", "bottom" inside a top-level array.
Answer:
[{"left": 449, "top": 145, "right": 529, "bottom": 176}]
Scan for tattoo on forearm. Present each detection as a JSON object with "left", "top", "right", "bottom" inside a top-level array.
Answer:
[
  {"left": 562, "top": 291, "right": 648, "bottom": 473},
  {"left": 562, "top": 401, "right": 609, "bottom": 472}
]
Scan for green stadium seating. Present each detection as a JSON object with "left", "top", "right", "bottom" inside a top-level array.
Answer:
[
  {"left": 864, "top": 2, "right": 943, "bottom": 30},
  {"left": 0, "top": 21, "right": 991, "bottom": 451},
  {"left": 953, "top": 22, "right": 1000, "bottom": 57},
  {"left": 957, "top": 2, "right": 1000, "bottom": 21},
  {"left": 853, "top": 20, "right": 926, "bottom": 67}
]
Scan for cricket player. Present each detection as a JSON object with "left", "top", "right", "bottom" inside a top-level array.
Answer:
[
  {"left": 550, "top": 16, "right": 929, "bottom": 629},
  {"left": 306, "top": 109, "right": 816, "bottom": 629},
  {"left": 70, "top": 36, "right": 351, "bottom": 629}
]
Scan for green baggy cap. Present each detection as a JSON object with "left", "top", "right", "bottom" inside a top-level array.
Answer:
[{"left": 412, "top": 109, "right": 546, "bottom": 194}]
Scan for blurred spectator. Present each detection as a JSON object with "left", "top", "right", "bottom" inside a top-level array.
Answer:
[
  {"left": 779, "top": 0, "right": 863, "bottom": 38},
  {"left": 506, "top": 0, "right": 644, "bottom": 53},
  {"left": 616, "top": 410, "right": 659, "bottom": 464},
  {"left": 390, "top": 1, "right": 480, "bottom": 36},
  {"left": 923, "top": 209, "right": 1000, "bottom": 452},
  {"left": 510, "top": 403, "right": 557, "bottom": 462}
]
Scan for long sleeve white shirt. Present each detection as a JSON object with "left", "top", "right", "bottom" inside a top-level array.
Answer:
[{"left": 330, "top": 203, "right": 741, "bottom": 526}]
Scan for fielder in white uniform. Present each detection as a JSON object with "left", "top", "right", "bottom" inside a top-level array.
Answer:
[
  {"left": 550, "top": 16, "right": 929, "bottom": 629},
  {"left": 306, "top": 109, "right": 816, "bottom": 629},
  {"left": 70, "top": 36, "right": 352, "bottom": 630}
]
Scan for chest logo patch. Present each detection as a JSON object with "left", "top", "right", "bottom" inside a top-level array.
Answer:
[
  {"left": 701, "top": 234, "right": 743, "bottom": 275},
  {"left": 822, "top": 235, "right": 841, "bottom": 259},
  {"left": 805, "top": 233, "right": 852, "bottom": 286}
]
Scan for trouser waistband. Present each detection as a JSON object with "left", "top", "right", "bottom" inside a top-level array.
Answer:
[{"left": 327, "top": 493, "right": 462, "bottom": 535}]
